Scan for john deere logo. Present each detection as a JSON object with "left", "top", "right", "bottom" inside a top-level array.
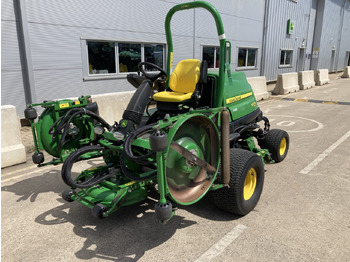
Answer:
[
  {"left": 287, "top": 19, "right": 295, "bottom": 35},
  {"left": 120, "top": 120, "right": 128, "bottom": 128}
]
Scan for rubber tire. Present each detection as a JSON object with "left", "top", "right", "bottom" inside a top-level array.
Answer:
[
  {"left": 62, "top": 189, "right": 75, "bottom": 202},
  {"left": 209, "top": 148, "right": 265, "bottom": 216},
  {"left": 32, "top": 152, "right": 44, "bottom": 164},
  {"left": 259, "top": 129, "right": 289, "bottom": 163},
  {"left": 24, "top": 107, "right": 37, "bottom": 120},
  {"left": 92, "top": 203, "right": 107, "bottom": 219}
]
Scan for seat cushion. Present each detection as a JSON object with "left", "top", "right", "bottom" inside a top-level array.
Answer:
[
  {"left": 169, "top": 59, "right": 201, "bottom": 93},
  {"left": 153, "top": 91, "right": 192, "bottom": 102}
]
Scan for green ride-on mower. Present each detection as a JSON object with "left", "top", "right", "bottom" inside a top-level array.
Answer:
[{"left": 57, "top": 1, "right": 289, "bottom": 223}]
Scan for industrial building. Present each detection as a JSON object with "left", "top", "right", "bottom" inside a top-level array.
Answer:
[{"left": 2, "top": 0, "right": 350, "bottom": 116}]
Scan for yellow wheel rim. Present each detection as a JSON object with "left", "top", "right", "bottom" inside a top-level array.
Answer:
[
  {"left": 244, "top": 168, "right": 257, "bottom": 200},
  {"left": 279, "top": 137, "right": 287, "bottom": 156}
]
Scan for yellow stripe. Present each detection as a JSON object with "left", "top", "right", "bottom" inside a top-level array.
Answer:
[
  {"left": 170, "top": 52, "right": 173, "bottom": 69},
  {"left": 322, "top": 101, "right": 338, "bottom": 105},
  {"left": 125, "top": 181, "right": 136, "bottom": 186},
  {"left": 294, "top": 98, "right": 309, "bottom": 102},
  {"left": 226, "top": 92, "right": 253, "bottom": 105}
]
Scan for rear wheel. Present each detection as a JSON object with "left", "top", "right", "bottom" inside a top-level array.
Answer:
[
  {"left": 210, "top": 148, "right": 264, "bottom": 216},
  {"left": 259, "top": 129, "right": 289, "bottom": 163}
]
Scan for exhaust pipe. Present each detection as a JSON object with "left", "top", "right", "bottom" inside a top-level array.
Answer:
[{"left": 221, "top": 109, "right": 230, "bottom": 185}]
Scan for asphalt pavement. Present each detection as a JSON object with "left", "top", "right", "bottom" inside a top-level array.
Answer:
[{"left": 2, "top": 73, "right": 350, "bottom": 261}]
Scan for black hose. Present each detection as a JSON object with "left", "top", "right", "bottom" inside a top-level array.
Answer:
[
  {"left": 61, "top": 145, "right": 112, "bottom": 188},
  {"left": 49, "top": 108, "right": 81, "bottom": 135},
  {"left": 56, "top": 109, "right": 112, "bottom": 150},
  {"left": 120, "top": 151, "right": 156, "bottom": 181},
  {"left": 123, "top": 123, "right": 156, "bottom": 163}
]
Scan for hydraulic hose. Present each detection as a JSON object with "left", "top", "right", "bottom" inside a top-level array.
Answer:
[
  {"left": 55, "top": 109, "right": 112, "bottom": 150},
  {"left": 123, "top": 123, "right": 156, "bottom": 163},
  {"left": 120, "top": 152, "right": 156, "bottom": 181},
  {"left": 61, "top": 145, "right": 112, "bottom": 188}
]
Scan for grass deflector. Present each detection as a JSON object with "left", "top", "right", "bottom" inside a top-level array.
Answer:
[{"left": 26, "top": 1, "right": 289, "bottom": 223}]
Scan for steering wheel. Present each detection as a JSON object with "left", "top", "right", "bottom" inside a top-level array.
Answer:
[{"left": 138, "top": 62, "right": 167, "bottom": 81}]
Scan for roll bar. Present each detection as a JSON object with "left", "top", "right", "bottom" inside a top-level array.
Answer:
[{"left": 165, "top": 1, "right": 227, "bottom": 107}]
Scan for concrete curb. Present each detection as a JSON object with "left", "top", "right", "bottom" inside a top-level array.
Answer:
[
  {"left": 315, "top": 69, "right": 330, "bottom": 85},
  {"left": 273, "top": 72, "right": 300, "bottom": 95},
  {"left": 298, "top": 70, "right": 315, "bottom": 90},
  {"left": 91, "top": 91, "right": 135, "bottom": 125},
  {"left": 247, "top": 76, "right": 269, "bottom": 101},
  {"left": 342, "top": 66, "right": 350, "bottom": 78},
  {"left": 1, "top": 105, "right": 26, "bottom": 168}
]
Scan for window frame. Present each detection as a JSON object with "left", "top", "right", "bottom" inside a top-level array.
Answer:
[
  {"left": 201, "top": 45, "right": 221, "bottom": 69},
  {"left": 236, "top": 47, "right": 258, "bottom": 70},
  {"left": 345, "top": 50, "right": 350, "bottom": 67},
  {"left": 201, "top": 45, "right": 231, "bottom": 69},
  {"left": 279, "top": 49, "right": 294, "bottom": 68},
  {"left": 81, "top": 38, "right": 166, "bottom": 80}
]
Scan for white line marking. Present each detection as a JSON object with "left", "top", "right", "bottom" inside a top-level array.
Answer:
[
  {"left": 300, "top": 130, "right": 350, "bottom": 175},
  {"left": 2, "top": 165, "right": 39, "bottom": 178},
  {"left": 267, "top": 115, "right": 324, "bottom": 133},
  {"left": 195, "top": 224, "right": 247, "bottom": 262},
  {"left": 2, "top": 166, "right": 55, "bottom": 183}
]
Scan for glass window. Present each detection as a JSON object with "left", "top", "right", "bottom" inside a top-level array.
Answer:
[
  {"left": 238, "top": 48, "right": 246, "bottom": 67},
  {"left": 203, "top": 47, "right": 216, "bottom": 68},
  {"left": 118, "top": 43, "right": 141, "bottom": 73},
  {"left": 280, "top": 50, "right": 293, "bottom": 66},
  {"left": 202, "top": 46, "right": 225, "bottom": 68},
  {"left": 247, "top": 49, "right": 256, "bottom": 66},
  {"left": 237, "top": 48, "right": 257, "bottom": 68},
  {"left": 87, "top": 41, "right": 116, "bottom": 74},
  {"left": 144, "top": 44, "right": 164, "bottom": 71},
  {"left": 86, "top": 41, "right": 165, "bottom": 76},
  {"left": 215, "top": 47, "right": 220, "bottom": 68}
]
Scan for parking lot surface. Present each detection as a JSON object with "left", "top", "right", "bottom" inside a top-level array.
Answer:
[{"left": 2, "top": 75, "right": 350, "bottom": 261}]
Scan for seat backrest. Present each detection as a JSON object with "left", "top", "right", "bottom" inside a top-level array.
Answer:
[{"left": 169, "top": 59, "right": 201, "bottom": 93}]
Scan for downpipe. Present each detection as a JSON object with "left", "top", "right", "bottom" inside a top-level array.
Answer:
[{"left": 221, "top": 109, "right": 230, "bottom": 185}]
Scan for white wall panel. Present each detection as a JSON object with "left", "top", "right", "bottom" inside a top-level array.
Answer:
[
  {"left": 1, "top": 71, "right": 27, "bottom": 115},
  {"left": 1, "top": 21, "right": 22, "bottom": 70},
  {"left": 1, "top": 0, "right": 17, "bottom": 21},
  {"left": 263, "top": 0, "right": 312, "bottom": 81}
]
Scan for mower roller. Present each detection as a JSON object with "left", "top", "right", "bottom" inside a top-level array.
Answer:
[{"left": 54, "top": 1, "right": 288, "bottom": 223}]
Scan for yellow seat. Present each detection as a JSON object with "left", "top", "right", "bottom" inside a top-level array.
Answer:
[{"left": 153, "top": 59, "right": 201, "bottom": 103}]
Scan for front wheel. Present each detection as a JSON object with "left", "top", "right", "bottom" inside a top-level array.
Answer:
[
  {"left": 210, "top": 148, "right": 265, "bottom": 216},
  {"left": 259, "top": 129, "right": 289, "bottom": 163}
]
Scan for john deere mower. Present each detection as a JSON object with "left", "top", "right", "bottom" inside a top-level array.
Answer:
[{"left": 58, "top": 1, "right": 289, "bottom": 223}]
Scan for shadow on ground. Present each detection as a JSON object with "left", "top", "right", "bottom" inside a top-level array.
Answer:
[
  {"left": 35, "top": 198, "right": 196, "bottom": 261},
  {"left": 183, "top": 195, "right": 241, "bottom": 222},
  {"left": 2, "top": 163, "right": 239, "bottom": 261},
  {"left": 1, "top": 158, "right": 109, "bottom": 202},
  {"left": 1, "top": 169, "right": 63, "bottom": 202}
]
